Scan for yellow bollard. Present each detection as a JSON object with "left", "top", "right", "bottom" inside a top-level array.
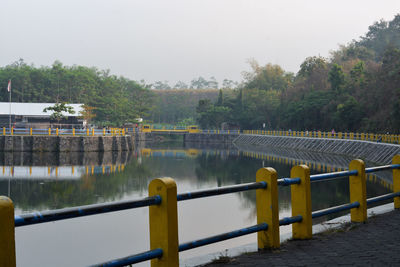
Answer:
[
  {"left": 291, "top": 165, "right": 312, "bottom": 239},
  {"left": 103, "top": 128, "right": 106, "bottom": 136},
  {"left": 2, "top": 127, "right": 5, "bottom": 136},
  {"left": 92, "top": 128, "right": 95, "bottom": 136},
  {"left": 56, "top": 128, "right": 59, "bottom": 136},
  {"left": 392, "top": 155, "right": 400, "bottom": 209},
  {"left": 0, "top": 196, "right": 16, "bottom": 267},
  {"left": 86, "top": 128, "right": 89, "bottom": 136},
  {"left": 256, "top": 167, "right": 279, "bottom": 249},
  {"left": 11, "top": 128, "right": 13, "bottom": 136},
  {"left": 349, "top": 159, "right": 367, "bottom": 222},
  {"left": 48, "top": 128, "right": 51, "bottom": 136},
  {"left": 149, "top": 178, "right": 179, "bottom": 267},
  {"left": 73, "top": 128, "right": 75, "bottom": 136},
  {"left": 30, "top": 128, "right": 32, "bottom": 136}
]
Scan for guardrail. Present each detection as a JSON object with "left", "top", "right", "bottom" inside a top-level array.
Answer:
[
  {"left": 1, "top": 155, "right": 400, "bottom": 266},
  {"left": 2, "top": 127, "right": 126, "bottom": 136},
  {"left": 242, "top": 130, "right": 400, "bottom": 144}
]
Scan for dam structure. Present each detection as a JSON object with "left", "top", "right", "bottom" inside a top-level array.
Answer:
[{"left": 183, "top": 133, "right": 400, "bottom": 165}]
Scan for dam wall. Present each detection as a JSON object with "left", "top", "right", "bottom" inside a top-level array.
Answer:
[
  {"left": 233, "top": 135, "right": 400, "bottom": 165},
  {"left": 183, "top": 133, "right": 400, "bottom": 165},
  {"left": 0, "top": 135, "right": 134, "bottom": 152}
]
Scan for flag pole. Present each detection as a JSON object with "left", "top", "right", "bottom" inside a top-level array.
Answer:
[{"left": 8, "top": 80, "right": 11, "bottom": 131}]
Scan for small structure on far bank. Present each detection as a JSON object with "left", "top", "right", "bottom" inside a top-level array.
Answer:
[{"left": 0, "top": 102, "right": 84, "bottom": 128}]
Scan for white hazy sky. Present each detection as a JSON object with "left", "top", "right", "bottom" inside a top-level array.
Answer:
[{"left": 1, "top": 0, "right": 399, "bottom": 85}]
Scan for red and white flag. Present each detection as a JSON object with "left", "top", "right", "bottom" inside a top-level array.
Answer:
[{"left": 7, "top": 80, "right": 11, "bottom": 92}]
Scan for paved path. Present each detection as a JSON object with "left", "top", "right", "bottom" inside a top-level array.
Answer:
[{"left": 204, "top": 210, "right": 400, "bottom": 266}]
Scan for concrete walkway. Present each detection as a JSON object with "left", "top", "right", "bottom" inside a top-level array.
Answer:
[{"left": 204, "top": 209, "right": 400, "bottom": 266}]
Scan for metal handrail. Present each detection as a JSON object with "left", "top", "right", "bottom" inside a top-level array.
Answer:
[
  {"left": 177, "top": 181, "right": 267, "bottom": 201},
  {"left": 14, "top": 196, "right": 161, "bottom": 227},
  {"left": 91, "top": 248, "right": 163, "bottom": 267},
  {"left": 178, "top": 223, "right": 268, "bottom": 252}
]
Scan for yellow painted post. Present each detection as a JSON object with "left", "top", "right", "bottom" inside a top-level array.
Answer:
[
  {"left": 48, "top": 128, "right": 51, "bottom": 136},
  {"left": 291, "top": 165, "right": 312, "bottom": 239},
  {"left": 11, "top": 128, "right": 13, "bottom": 136},
  {"left": 103, "top": 128, "right": 106, "bottom": 136},
  {"left": 92, "top": 128, "right": 95, "bottom": 136},
  {"left": 30, "top": 128, "right": 32, "bottom": 136},
  {"left": 392, "top": 155, "right": 400, "bottom": 209},
  {"left": 73, "top": 128, "right": 75, "bottom": 136},
  {"left": 2, "top": 127, "right": 5, "bottom": 136},
  {"left": 349, "top": 159, "right": 367, "bottom": 223},
  {"left": 56, "top": 128, "right": 59, "bottom": 136},
  {"left": 0, "top": 196, "right": 16, "bottom": 267},
  {"left": 149, "top": 178, "right": 179, "bottom": 267},
  {"left": 86, "top": 128, "right": 89, "bottom": 136},
  {"left": 256, "top": 167, "right": 279, "bottom": 249}
]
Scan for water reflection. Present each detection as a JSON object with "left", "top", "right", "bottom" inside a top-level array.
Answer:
[{"left": 0, "top": 144, "right": 394, "bottom": 267}]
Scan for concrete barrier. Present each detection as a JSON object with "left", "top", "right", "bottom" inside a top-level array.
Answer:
[
  {"left": 234, "top": 135, "right": 400, "bottom": 165},
  {"left": 0, "top": 136, "right": 134, "bottom": 152}
]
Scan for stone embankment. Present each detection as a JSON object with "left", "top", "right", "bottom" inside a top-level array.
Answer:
[
  {"left": 182, "top": 133, "right": 400, "bottom": 165},
  {"left": 233, "top": 135, "right": 400, "bottom": 165},
  {"left": 0, "top": 135, "right": 134, "bottom": 152}
]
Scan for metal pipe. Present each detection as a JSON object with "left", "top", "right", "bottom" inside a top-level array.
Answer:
[
  {"left": 312, "top": 201, "right": 360, "bottom": 219},
  {"left": 310, "top": 170, "right": 358, "bottom": 182},
  {"left": 277, "top": 178, "right": 301, "bottom": 186},
  {"left": 90, "top": 248, "right": 163, "bottom": 267},
  {"left": 279, "top": 215, "right": 303, "bottom": 226},
  {"left": 366, "top": 192, "right": 400, "bottom": 205},
  {"left": 177, "top": 182, "right": 267, "bottom": 201},
  {"left": 15, "top": 195, "right": 161, "bottom": 227},
  {"left": 178, "top": 223, "right": 268, "bottom": 252},
  {"left": 365, "top": 164, "right": 400, "bottom": 173}
]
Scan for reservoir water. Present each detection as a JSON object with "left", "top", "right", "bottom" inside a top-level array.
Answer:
[{"left": 0, "top": 141, "right": 393, "bottom": 266}]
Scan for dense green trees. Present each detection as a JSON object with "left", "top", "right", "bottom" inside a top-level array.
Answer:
[
  {"left": 195, "top": 14, "right": 400, "bottom": 133},
  {"left": 2, "top": 14, "right": 400, "bottom": 132},
  {"left": 0, "top": 61, "right": 154, "bottom": 126}
]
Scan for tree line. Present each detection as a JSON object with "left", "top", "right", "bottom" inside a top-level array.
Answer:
[
  {"left": 196, "top": 14, "right": 400, "bottom": 133},
  {"left": 0, "top": 60, "right": 154, "bottom": 126},
  {"left": 1, "top": 14, "right": 400, "bottom": 132}
]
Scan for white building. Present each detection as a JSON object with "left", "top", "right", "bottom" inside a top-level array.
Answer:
[{"left": 0, "top": 102, "right": 84, "bottom": 128}]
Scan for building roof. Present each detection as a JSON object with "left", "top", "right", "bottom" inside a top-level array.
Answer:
[{"left": 0, "top": 102, "right": 84, "bottom": 117}]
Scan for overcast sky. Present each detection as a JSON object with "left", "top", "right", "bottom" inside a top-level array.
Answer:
[{"left": 1, "top": 0, "right": 399, "bottom": 85}]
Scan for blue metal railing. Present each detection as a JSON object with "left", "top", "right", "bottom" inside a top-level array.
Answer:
[
  {"left": 9, "top": 161, "right": 400, "bottom": 266},
  {"left": 177, "top": 182, "right": 266, "bottom": 201},
  {"left": 15, "top": 196, "right": 163, "bottom": 266},
  {"left": 14, "top": 196, "right": 161, "bottom": 227},
  {"left": 178, "top": 223, "right": 268, "bottom": 252},
  {"left": 91, "top": 249, "right": 163, "bottom": 267}
]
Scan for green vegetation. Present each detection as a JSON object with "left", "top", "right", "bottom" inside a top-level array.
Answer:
[
  {"left": 43, "top": 102, "right": 75, "bottom": 123},
  {"left": 196, "top": 14, "right": 400, "bottom": 133},
  {"left": 0, "top": 60, "right": 154, "bottom": 126},
  {"left": 1, "top": 14, "right": 400, "bottom": 131}
]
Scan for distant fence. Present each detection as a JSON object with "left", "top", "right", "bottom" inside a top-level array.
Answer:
[
  {"left": 242, "top": 130, "right": 400, "bottom": 144},
  {"left": 2, "top": 127, "right": 126, "bottom": 136},
  {"left": 1, "top": 155, "right": 400, "bottom": 266}
]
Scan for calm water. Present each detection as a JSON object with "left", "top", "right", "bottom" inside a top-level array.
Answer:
[{"left": 0, "top": 142, "right": 393, "bottom": 267}]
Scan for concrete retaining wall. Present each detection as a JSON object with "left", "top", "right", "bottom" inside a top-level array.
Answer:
[
  {"left": 234, "top": 135, "right": 400, "bottom": 165},
  {"left": 0, "top": 135, "right": 134, "bottom": 152}
]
